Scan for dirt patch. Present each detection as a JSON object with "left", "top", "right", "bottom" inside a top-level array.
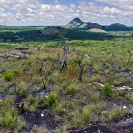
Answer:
[{"left": 20, "top": 109, "right": 62, "bottom": 132}]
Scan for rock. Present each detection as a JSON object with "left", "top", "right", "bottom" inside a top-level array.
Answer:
[
  {"left": 118, "top": 118, "right": 133, "bottom": 127},
  {"left": 27, "top": 84, "right": 40, "bottom": 93},
  {"left": 41, "top": 109, "right": 50, "bottom": 117},
  {"left": 0, "top": 93, "right": 8, "bottom": 99},
  {"left": 120, "top": 71, "right": 133, "bottom": 79},
  {"left": 116, "top": 86, "right": 132, "bottom": 90},
  {"left": 68, "top": 125, "right": 113, "bottom": 133},
  {"left": 123, "top": 106, "right": 127, "bottom": 109},
  {"left": 35, "top": 84, "right": 53, "bottom": 97}
]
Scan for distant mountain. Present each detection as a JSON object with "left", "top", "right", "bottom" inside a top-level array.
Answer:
[
  {"left": 104, "top": 23, "right": 129, "bottom": 31},
  {"left": 66, "top": 18, "right": 103, "bottom": 30},
  {"left": 79, "top": 22, "right": 102, "bottom": 30},
  {"left": 42, "top": 26, "right": 67, "bottom": 35},
  {"left": 66, "top": 18, "right": 83, "bottom": 28},
  {"left": 66, "top": 18, "right": 129, "bottom": 31}
]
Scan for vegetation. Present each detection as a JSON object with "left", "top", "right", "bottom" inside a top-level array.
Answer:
[
  {"left": 0, "top": 27, "right": 133, "bottom": 132},
  {"left": 102, "top": 84, "right": 113, "bottom": 97}
]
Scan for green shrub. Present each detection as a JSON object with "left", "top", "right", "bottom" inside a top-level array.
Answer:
[
  {"left": 52, "top": 102, "right": 65, "bottom": 115},
  {"left": 23, "top": 96, "right": 40, "bottom": 113},
  {"left": 82, "top": 106, "right": 91, "bottom": 124},
  {"left": 13, "top": 70, "right": 20, "bottom": 76},
  {"left": 91, "top": 92, "right": 100, "bottom": 103},
  {"left": 45, "top": 91, "right": 58, "bottom": 107},
  {"left": 67, "top": 85, "right": 80, "bottom": 95},
  {"left": 71, "top": 110, "right": 82, "bottom": 128},
  {"left": 91, "top": 103, "right": 106, "bottom": 115},
  {"left": 102, "top": 84, "right": 113, "bottom": 97},
  {"left": 108, "top": 109, "right": 126, "bottom": 121},
  {"left": 14, "top": 118, "right": 26, "bottom": 132},
  {"left": 4, "top": 72, "right": 14, "bottom": 81},
  {"left": 1, "top": 107, "right": 18, "bottom": 126},
  {"left": 4, "top": 70, "right": 20, "bottom": 81}
]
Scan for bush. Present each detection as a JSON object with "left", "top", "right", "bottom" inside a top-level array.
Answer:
[
  {"left": 52, "top": 102, "right": 65, "bottom": 115},
  {"left": 108, "top": 109, "right": 126, "bottom": 121},
  {"left": 4, "top": 72, "right": 14, "bottom": 81},
  {"left": 91, "top": 92, "right": 100, "bottom": 103},
  {"left": 67, "top": 85, "right": 80, "bottom": 95},
  {"left": 45, "top": 91, "right": 58, "bottom": 107},
  {"left": 4, "top": 70, "right": 20, "bottom": 81},
  {"left": 102, "top": 84, "right": 113, "bottom": 97},
  {"left": 1, "top": 107, "right": 18, "bottom": 126},
  {"left": 82, "top": 106, "right": 91, "bottom": 124}
]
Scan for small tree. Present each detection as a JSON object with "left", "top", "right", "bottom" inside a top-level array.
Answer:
[
  {"left": 37, "top": 62, "right": 44, "bottom": 73},
  {"left": 42, "top": 76, "right": 48, "bottom": 89},
  {"left": 78, "top": 61, "right": 85, "bottom": 82},
  {"left": 60, "top": 58, "right": 67, "bottom": 71}
]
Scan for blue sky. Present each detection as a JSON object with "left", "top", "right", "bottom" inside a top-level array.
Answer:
[
  {"left": 44, "top": 0, "right": 110, "bottom": 6},
  {"left": 44, "top": 0, "right": 80, "bottom": 5},
  {"left": 0, "top": 0, "right": 132, "bottom": 26}
]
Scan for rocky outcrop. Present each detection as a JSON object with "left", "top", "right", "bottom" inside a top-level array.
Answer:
[
  {"left": 88, "top": 28, "right": 108, "bottom": 33},
  {"left": 66, "top": 18, "right": 83, "bottom": 28}
]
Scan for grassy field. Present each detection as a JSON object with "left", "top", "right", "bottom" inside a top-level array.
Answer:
[{"left": 0, "top": 28, "right": 133, "bottom": 132}]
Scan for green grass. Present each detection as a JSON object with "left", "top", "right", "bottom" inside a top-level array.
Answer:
[
  {"left": 66, "top": 84, "right": 80, "bottom": 95},
  {"left": 1, "top": 107, "right": 18, "bottom": 127},
  {"left": 82, "top": 106, "right": 91, "bottom": 124},
  {"left": 45, "top": 91, "right": 58, "bottom": 107},
  {"left": 102, "top": 84, "right": 113, "bottom": 97},
  {"left": 0, "top": 33, "right": 133, "bottom": 132}
]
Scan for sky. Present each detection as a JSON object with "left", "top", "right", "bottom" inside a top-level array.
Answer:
[{"left": 0, "top": 0, "right": 133, "bottom": 26}]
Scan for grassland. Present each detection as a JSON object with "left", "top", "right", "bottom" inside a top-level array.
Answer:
[{"left": 0, "top": 27, "right": 133, "bottom": 132}]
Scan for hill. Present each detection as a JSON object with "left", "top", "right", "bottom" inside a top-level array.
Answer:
[
  {"left": 42, "top": 26, "right": 67, "bottom": 35},
  {"left": 79, "top": 22, "right": 102, "bottom": 30},
  {"left": 66, "top": 18, "right": 129, "bottom": 31},
  {"left": 104, "top": 23, "right": 129, "bottom": 31},
  {"left": 65, "top": 18, "right": 83, "bottom": 28}
]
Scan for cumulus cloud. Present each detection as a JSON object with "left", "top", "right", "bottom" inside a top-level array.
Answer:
[{"left": 0, "top": 0, "right": 132, "bottom": 26}]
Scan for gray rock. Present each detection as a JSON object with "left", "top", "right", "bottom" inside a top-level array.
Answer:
[
  {"left": 118, "top": 118, "right": 133, "bottom": 127},
  {"left": 0, "top": 93, "right": 9, "bottom": 99},
  {"left": 120, "top": 71, "right": 133, "bottom": 78}
]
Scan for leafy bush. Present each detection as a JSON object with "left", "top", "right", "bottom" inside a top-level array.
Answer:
[
  {"left": 4, "top": 72, "right": 14, "bottom": 81},
  {"left": 45, "top": 91, "right": 58, "bottom": 107},
  {"left": 4, "top": 70, "right": 20, "bottom": 81},
  {"left": 13, "top": 70, "right": 20, "bottom": 76},
  {"left": 102, "top": 84, "right": 113, "bottom": 97}
]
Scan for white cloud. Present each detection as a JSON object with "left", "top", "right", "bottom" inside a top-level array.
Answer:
[{"left": 0, "top": 0, "right": 132, "bottom": 26}]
